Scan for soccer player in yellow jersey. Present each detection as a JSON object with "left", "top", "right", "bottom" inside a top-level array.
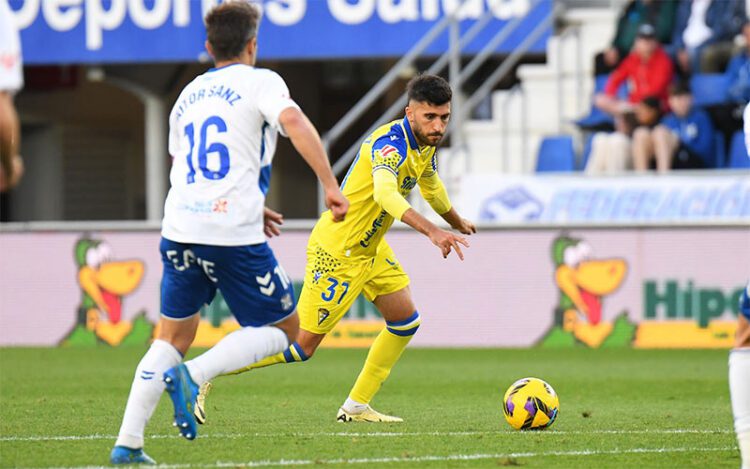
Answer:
[{"left": 197, "top": 74, "right": 475, "bottom": 423}]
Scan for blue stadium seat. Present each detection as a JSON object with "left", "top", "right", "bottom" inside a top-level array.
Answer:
[
  {"left": 728, "top": 131, "right": 750, "bottom": 169},
  {"left": 690, "top": 74, "right": 729, "bottom": 107},
  {"left": 536, "top": 135, "right": 576, "bottom": 172},
  {"left": 575, "top": 75, "right": 628, "bottom": 130}
]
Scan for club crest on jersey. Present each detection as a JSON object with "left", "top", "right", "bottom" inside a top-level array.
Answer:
[
  {"left": 318, "top": 308, "right": 330, "bottom": 325},
  {"left": 400, "top": 176, "right": 417, "bottom": 192},
  {"left": 212, "top": 198, "right": 229, "bottom": 213},
  {"left": 313, "top": 270, "right": 322, "bottom": 284}
]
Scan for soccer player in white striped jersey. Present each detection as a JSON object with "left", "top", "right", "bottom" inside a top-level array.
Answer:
[
  {"left": 110, "top": 2, "right": 348, "bottom": 464},
  {"left": 730, "top": 102, "right": 750, "bottom": 469}
]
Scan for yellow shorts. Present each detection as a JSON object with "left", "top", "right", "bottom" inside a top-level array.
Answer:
[{"left": 297, "top": 238, "right": 410, "bottom": 334}]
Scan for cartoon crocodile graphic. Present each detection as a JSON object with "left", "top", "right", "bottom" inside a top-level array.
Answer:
[
  {"left": 63, "top": 238, "right": 152, "bottom": 346},
  {"left": 541, "top": 235, "right": 635, "bottom": 348}
]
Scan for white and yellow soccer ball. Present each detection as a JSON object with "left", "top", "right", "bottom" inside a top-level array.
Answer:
[{"left": 502, "top": 377, "right": 559, "bottom": 430}]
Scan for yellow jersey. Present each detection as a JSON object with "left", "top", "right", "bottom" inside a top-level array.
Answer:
[{"left": 312, "top": 117, "right": 450, "bottom": 260}]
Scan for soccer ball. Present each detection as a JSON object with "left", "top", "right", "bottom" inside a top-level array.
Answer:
[{"left": 502, "top": 377, "right": 559, "bottom": 430}]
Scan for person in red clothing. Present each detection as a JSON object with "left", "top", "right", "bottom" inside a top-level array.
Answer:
[{"left": 594, "top": 23, "right": 674, "bottom": 133}]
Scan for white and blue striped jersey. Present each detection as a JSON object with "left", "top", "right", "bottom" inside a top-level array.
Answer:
[{"left": 162, "top": 63, "right": 299, "bottom": 246}]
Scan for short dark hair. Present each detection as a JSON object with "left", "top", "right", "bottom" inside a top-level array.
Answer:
[
  {"left": 640, "top": 95, "right": 661, "bottom": 110},
  {"left": 668, "top": 80, "right": 691, "bottom": 96},
  {"left": 205, "top": 2, "right": 261, "bottom": 62},
  {"left": 407, "top": 74, "right": 452, "bottom": 105}
]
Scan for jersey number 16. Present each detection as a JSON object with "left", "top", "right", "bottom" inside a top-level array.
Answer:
[{"left": 184, "top": 115, "right": 231, "bottom": 184}]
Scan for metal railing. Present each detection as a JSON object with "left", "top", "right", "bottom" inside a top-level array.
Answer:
[
  {"left": 318, "top": 0, "right": 554, "bottom": 212},
  {"left": 555, "top": 26, "right": 584, "bottom": 133},
  {"left": 446, "top": 9, "right": 555, "bottom": 170}
]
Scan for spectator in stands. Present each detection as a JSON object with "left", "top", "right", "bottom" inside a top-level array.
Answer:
[
  {"left": 709, "top": 19, "right": 750, "bottom": 146},
  {"left": 0, "top": 0, "right": 23, "bottom": 192},
  {"left": 672, "top": 0, "right": 746, "bottom": 75},
  {"left": 726, "top": 20, "right": 750, "bottom": 104},
  {"left": 584, "top": 132, "right": 633, "bottom": 175},
  {"left": 585, "top": 96, "right": 662, "bottom": 175},
  {"left": 632, "top": 81, "right": 715, "bottom": 171},
  {"left": 595, "top": 0, "right": 677, "bottom": 75},
  {"left": 594, "top": 24, "right": 673, "bottom": 134}
]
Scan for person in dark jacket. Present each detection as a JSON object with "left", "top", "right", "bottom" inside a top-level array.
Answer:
[
  {"left": 726, "top": 20, "right": 750, "bottom": 104},
  {"left": 632, "top": 81, "right": 716, "bottom": 171},
  {"left": 595, "top": 0, "right": 677, "bottom": 75}
]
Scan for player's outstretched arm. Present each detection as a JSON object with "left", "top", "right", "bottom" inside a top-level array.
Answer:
[
  {"left": 279, "top": 107, "right": 348, "bottom": 221},
  {"left": 373, "top": 168, "right": 468, "bottom": 260},
  {"left": 418, "top": 171, "right": 475, "bottom": 235},
  {"left": 439, "top": 207, "right": 476, "bottom": 236},
  {"left": 401, "top": 208, "right": 469, "bottom": 260}
]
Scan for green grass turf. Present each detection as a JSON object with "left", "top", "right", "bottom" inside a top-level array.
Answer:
[{"left": 0, "top": 347, "right": 740, "bottom": 468}]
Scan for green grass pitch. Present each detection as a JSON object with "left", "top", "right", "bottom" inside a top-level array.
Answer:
[{"left": 0, "top": 347, "right": 740, "bottom": 468}]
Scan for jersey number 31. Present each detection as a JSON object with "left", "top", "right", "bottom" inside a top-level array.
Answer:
[{"left": 184, "top": 115, "right": 230, "bottom": 184}]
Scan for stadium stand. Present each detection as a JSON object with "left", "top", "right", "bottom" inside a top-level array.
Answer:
[{"left": 691, "top": 73, "right": 731, "bottom": 108}]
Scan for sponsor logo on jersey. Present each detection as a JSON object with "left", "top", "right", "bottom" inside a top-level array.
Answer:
[
  {"left": 318, "top": 308, "right": 330, "bottom": 325},
  {"left": 178, "top": 200, "right": 213, "bottom": 214},
  {"left": 360, "top": 210, "right": 388, "bottom": 248},
  {"left": 313, "top": 270, "right": 322, "bottom": 284},
  {"left": 212, "top": 198, "right": 229, "bottom": 213}
]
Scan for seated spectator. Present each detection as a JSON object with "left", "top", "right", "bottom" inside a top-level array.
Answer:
[
  {"left": 595, "top": 0, "right": 677, "bottom": 75},
  {"left": 672, "top": 0, "right": 746, "bottom": 75},
  {"left": 632, "top": 82, "right": 715, "bottom": 172},
  {"left": 709, "top": 19, "right": 750, "bottom": 143},
  {"left": 726, "top": 19, "right": 750, "bottom": 104},
  {"left": 594, "top": 24, "right": 674, "bottom": 134},
  {"left": 586, "top": 97, "right": 662, "bottom": 175}
]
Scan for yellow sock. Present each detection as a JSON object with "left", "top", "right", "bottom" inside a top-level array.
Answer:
[
  {"left": 224, "top": 342, "right": 309, "bottom": 375},
  {"left": 350, "top": 312, "right": 421, "bottom": 404}
]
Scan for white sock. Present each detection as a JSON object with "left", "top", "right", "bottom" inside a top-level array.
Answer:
[
  {"left": 115, "top": 339, "right": 182, "bottom": 449},
  {"left": 185, "top": 326, "right": 288, "bottom": 385},
  {"left": 740, "top": 433, "right": 750, "bottom": 469},
  {"left": 342, "top": 397, "right": 368, "bottom": 414},
  {"left": 730, "top": 349, "right": 750, "bottom": 469}
]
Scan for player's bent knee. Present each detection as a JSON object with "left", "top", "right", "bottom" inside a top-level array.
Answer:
[{"left": 385, "top": 311, "right": 421, "bottom": 337}]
